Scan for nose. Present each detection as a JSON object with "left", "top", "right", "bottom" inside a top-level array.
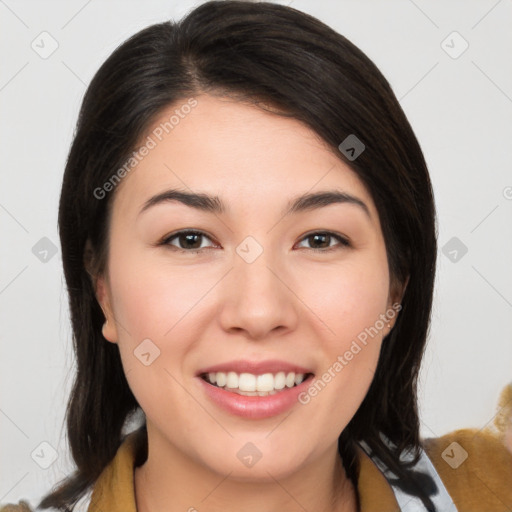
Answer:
[{"left": 217, "top": 243, "right": 299, "bottom": 340}]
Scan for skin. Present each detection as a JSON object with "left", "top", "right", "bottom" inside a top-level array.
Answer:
[{"left": 95, "top": 94, "right": 406, "bottom": 512}]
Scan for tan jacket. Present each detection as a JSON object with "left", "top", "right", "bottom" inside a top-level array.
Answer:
[{"left": 3, "top": 384, "right": 512, "bottom": 512}]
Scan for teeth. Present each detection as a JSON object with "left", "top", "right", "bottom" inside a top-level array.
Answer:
[{"left": 204, "top": 371, "right": 308, "bottom": 392}]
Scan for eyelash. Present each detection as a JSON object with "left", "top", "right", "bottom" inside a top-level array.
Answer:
[{"left": 159, "top": 230, "right": 351, "bottom": 254}]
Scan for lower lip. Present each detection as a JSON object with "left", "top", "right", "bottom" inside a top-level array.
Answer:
[{"left": 196, "top": 374, "right": 315, "bottom": 419}]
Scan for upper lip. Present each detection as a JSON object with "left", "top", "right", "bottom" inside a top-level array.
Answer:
[{"left": 196, "top": 359, "right": 315, "bottom": 377}]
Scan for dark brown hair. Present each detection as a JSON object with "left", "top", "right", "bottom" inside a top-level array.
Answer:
[{"left": 37, "top": 1, "right": 437, "bottom": 509}]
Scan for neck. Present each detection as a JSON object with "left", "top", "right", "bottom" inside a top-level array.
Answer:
[{"left": 134, "top": 427, "right": 358, "bottom": 512}]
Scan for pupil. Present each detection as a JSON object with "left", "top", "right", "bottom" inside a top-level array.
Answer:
[
  {"left": 311, "top": 234, "right": 328, "bottom": 248},
  {"left": 181, "top": 233, "right": 201, "bottom": 249}
]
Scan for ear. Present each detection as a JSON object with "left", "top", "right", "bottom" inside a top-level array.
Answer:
[
  {"left": 386, "top": 274, "right": 409, "bottom": 329},
  {"left": 84, "top": 238, "right": 119, "bottom": 344},
  {"left": 95, "top": 273, "right": 119, "bottom": 344},
  {"left": 390, "top": 274, "right": 409, "bottom": 304}
]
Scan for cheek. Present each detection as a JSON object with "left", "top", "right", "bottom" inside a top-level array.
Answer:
[
  {"left": 104, "top": 240, "right": 212, "bottom": 404},
  {"left": 106, "top": 250, "right": 206, "bottom": 427},
  {"left": 300, "top": 257, "right": 389, "bottom": 404},
  {"left": 107, "top": 246, "right": 206, "bottom": 341},
  {"left": 305, "top": 257, "right": 390, "bottom": 344},
  {"left": 296, "top": 264, "right": 388, "bottom": 436}
]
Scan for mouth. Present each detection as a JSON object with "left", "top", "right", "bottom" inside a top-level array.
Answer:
[{"left": 199, "top": 371, "right": 315, "bottom": 397}]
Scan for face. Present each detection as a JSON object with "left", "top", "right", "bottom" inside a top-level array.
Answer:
[{"left": 95, "top": 94, "right": 404, "bottom": 481}]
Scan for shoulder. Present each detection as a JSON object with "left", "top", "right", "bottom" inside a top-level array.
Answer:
[
  {"left": 0, "top": 501, "right": 34, "bottom": 512},
  {"left": 422, "top": 383, "right": 512, "bottom": 511}
]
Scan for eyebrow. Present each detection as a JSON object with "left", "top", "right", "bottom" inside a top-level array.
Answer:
[{"left": 138, "top": 188, "right": 371, "bottom": 220}]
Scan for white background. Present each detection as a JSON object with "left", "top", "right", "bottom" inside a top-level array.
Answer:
[{"left": 1, "top": 0, "right": 511, "bottom": 507}]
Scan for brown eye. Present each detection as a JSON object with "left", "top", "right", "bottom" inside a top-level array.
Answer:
[
  {"left": 296, "top": 231, "right": 350, "bottom": 251},
  {"left": 159, "top": 230, "right": 350, "bottom": 254},
  {"left": 162, "top": 230, "right": 216, "bottom": 252}
]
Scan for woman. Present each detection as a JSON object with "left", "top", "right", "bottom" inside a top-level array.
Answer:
[{"left": 2, "top": 1, "right": 511, "bottom": 511}]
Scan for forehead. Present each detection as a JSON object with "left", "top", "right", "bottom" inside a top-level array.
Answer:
[{"left": 111, "top": 94, "right": 377, "bottom": 220}]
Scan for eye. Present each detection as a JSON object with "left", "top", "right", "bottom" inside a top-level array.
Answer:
[
  {"left": 295, "top": 231, "right": 351, "bottom": 252},
  {"left": 159, "top": 229, "right": 351, "bottom": 254},
  {"left": 160, "top": 230, "right": 217, "bottom": 253}
]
